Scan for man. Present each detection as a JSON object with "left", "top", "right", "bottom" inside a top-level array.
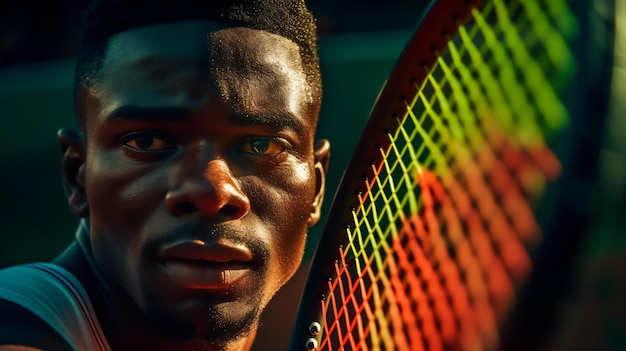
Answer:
[{"left": 0, "top": 0, "right": 330, "bottom": 350}]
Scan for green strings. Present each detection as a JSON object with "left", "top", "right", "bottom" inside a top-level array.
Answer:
[{"left": 319, "top": 0, "right": 578, "bottom": 349}]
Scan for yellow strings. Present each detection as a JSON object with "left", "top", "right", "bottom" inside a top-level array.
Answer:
[{"left": 320, "top": 0, "right": 577, "bottom": 349}]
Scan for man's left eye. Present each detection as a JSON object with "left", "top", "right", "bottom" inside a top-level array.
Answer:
[{"left": 241, "top": 138, "right": 284, "bottom": 155}]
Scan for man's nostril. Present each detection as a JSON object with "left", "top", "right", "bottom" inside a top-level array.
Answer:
[{"left": 221, "top": 204, "right": 246, "bottom": 219}]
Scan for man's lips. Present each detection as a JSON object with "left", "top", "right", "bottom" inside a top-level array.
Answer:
[
  {"left": 156, "top": 239, "right": 254, "bottom": 289},
  {"left": 157, "top": 239, "right": 254, "bottom": 262}
]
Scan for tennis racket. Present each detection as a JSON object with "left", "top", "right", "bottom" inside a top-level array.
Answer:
[{"left": 290, "top": 0, "right": 615, "bottom": 350}]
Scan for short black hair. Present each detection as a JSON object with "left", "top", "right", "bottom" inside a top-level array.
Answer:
[{"left": 73, "top": 0, "right": 321, "bottom": 128}]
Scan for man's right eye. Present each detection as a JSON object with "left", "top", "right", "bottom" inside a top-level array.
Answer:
[{"left": 123, "top": 133, "right": 175, "bottom": 152}]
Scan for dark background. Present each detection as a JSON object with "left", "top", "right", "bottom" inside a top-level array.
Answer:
[{"left": 1, "top": 1, "right": 625, "bottom": 350}]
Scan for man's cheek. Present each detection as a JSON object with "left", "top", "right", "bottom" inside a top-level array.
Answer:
[
  {"left": 276, "top": 161, "right": 316, "bottom": 197},
  {"left": 291, "top": 163, "right": 314, "bottom": 185},
  {"left": 246, "top": 182, "right": 311, "bottom": 224},
  {"left": 88, "top": 156, "right": 165, "bottom": 216}
]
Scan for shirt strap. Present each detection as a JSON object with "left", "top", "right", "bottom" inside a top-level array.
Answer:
[{"left": 0, "top": 262, "right": 111, "bottom": 351}]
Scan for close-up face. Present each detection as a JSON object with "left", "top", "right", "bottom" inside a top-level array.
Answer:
[{"left": 75, "top": 21, "right": 327, "bottom": 344}]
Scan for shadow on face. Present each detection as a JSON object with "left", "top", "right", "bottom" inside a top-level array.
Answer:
[{"left": 62, "top": 21, "right": 329, "bottom": 348}]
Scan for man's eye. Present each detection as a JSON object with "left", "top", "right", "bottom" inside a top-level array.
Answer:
[
  {"left": 242, "top": 138, "right": 284, "bottom": 155},
  {"left": 124, "top": 134, "right": 174, "bottom": 151}
]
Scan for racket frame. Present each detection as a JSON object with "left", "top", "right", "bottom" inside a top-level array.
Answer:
[{"left": 289, "top": 1, "right": 484, "bottom": 349}]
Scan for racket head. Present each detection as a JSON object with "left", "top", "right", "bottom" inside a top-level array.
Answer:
[{"left": 290, "top": 0, "right": 614, "bottom": 349}]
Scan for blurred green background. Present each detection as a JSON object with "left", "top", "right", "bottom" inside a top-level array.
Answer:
[{"left": 1, "top": 1, "right": 624, "bottom": 350}]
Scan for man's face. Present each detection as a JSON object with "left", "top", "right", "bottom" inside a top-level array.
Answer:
[{"left": 75, "top": 21, "right": 328, "bottom": 343}]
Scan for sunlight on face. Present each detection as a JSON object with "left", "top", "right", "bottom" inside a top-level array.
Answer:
[{"left": 264, "top": 51, "right": 313, "bottom": 114}]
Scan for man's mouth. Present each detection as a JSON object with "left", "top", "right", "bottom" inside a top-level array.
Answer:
[{"left": 156, "top": 239, "right": 254, "bottom": 290}]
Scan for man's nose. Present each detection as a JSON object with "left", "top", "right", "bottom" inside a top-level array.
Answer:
[{"left": 165, "top": 157, "right": 250, "bottom": 220}]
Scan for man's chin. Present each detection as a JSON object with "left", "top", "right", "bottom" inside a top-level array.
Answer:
[{"left": 146, "top": 298, "right": 262, "bottom": 346}]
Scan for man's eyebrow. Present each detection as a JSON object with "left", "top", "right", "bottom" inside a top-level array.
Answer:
[
  {"left": 106, "top": 105, "right": 308, "bottom": 132},
  {"left": 106, "top": 106, "right": 190, "bottom": 121},
  {"left": 232, "top": 112, "right": 307, "bottom": 133}
]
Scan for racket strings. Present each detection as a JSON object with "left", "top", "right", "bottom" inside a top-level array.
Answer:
[{"left": 318, "top": 0, "right": 576, "bottom": 350}]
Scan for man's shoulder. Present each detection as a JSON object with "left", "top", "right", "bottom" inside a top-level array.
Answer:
[
  {"left": 0, "top": 279, "right": 72, "bottom": 351},
  {"left": 0, "top": 244, "right": 111, "bottom": 351},
  {"left": 0, "top": 263, "right": 81, "bottom": 303}
]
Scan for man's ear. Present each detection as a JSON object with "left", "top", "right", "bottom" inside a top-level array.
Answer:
[
  {"left": 309, "top": 139, "right": 331, "bottom": 226},
  {"left": 58, "top": 128, "right": 89, "bottom": 218}
]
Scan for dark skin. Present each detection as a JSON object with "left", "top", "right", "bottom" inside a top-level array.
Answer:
[{"left": 10, "top": 21, "right": 329, "bottom": 351}]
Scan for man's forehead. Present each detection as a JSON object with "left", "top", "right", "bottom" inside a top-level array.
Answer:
[
  {"left": 102, "top": 21, "right": 299, "bottom": 69},
  {"left": 92, "top": 20, "right": 315, "bottom": 129}
]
